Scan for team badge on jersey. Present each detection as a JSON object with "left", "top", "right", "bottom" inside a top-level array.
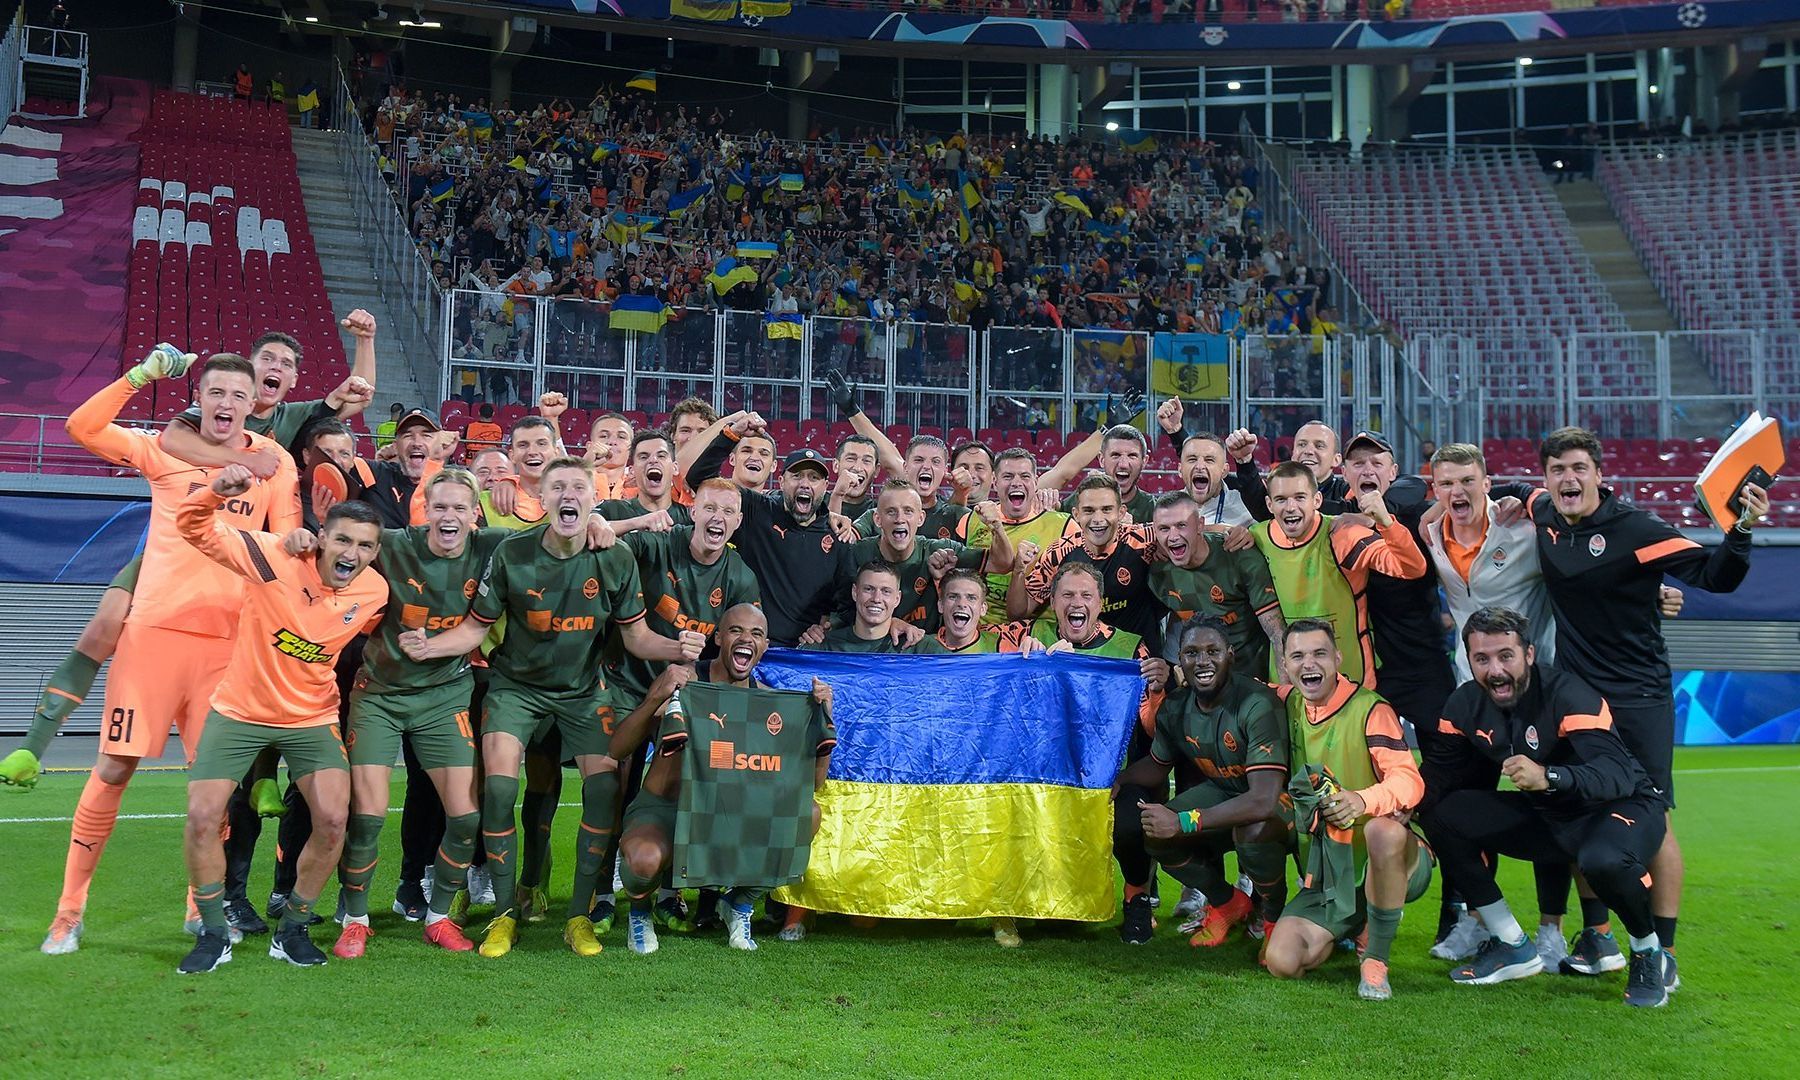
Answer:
[
  {"left": 463, "top": 578, "right": 477, "bottom": 599},
  {"left": 1588, "top": 535, "right": 1606, "bottom": 557},
  {"left": 1116, "top": 566, "right": 1131, "bottom": 586},
  {"left": 1209, "top": 584, "right": 1225, "bottom": 604},
  {"left": 1222, "top": 729, "right": 1238, "bottom": 752},
  {"left": 915, "top": 577, "right": 928, "bottom": 596},
  {"left": 583, "top": 577, "right": 600, "bottom": 599},
  {"left": 1525, "top": 724, "right": 1540, "bottom": 750},
  {"left": 820, "top": 534, "right": 834, "bottom": 553},
  {"left": 766, "top": 711, "right": 784, "bottom": 736},
  {"left": 709, "top": 587, "right": 724, "bottom": 608},
  {"left": 1491, "top": 546, "right": 1507, "bottom": 566},
  {"left": 343, "top": 603, "right": 360, "bottom": 625}
]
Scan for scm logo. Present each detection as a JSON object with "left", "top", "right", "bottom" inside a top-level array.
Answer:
[
  {"left": 552, "top": 615, "right": 595, "bottom": 632},
  {"left": 706, "top": 740, "right": 781, "bottom": 771}
]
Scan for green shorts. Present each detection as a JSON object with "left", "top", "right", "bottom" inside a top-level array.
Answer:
[
  {"left": 346, "top": 677, "right": 477, "bottom": 771},
  {"left": 621, "top": 788, "right": 677, "bottom": 841},
  {"left": 1281, "top": 828, "right": 1435, "bottom": 940},
  {"left": 109, "top": 554, "right": 143, "bottom": 593},
  {"left": 481, "top": 675, "right": 616, "bottom": 760},
  {"left": 190, "top": 711, "right": 348, "bottom": 783}
]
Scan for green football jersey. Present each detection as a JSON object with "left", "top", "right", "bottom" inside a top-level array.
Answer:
[
  {"left": 179, "top": 397, "right": 334, "bottom": 450},
  {"left": 470, "top": 525, "right": 647, "bottom": 701},
  {"left": 842, "top": 536, "right": 984, "bottom": 631},
  {"left": 914, "top": 628, "right": 1002, "bottom": 654},
  {"left": 597, "top": 497, "right": 693, "bottom": 529},
  {"left": 1148, "top": 675, "right": 1286, "bottom": 795},
  {"left": 961, "top": 508, "right": 1076, "bottom": 621},
  {"left": 1150, "top": 542, "right": 1280, "bottom": 676},
  {"left": 605, "top": 526, "right": 761, "bottom": 702},
  {"left": 852, "top": 496, "right": 970, "bottom": 542},
  {"left": 804, "top": 625, "right": 912, "bottom": 653},
  {"left": 360, "top": 526, "right": 508, "bottom": 695}
]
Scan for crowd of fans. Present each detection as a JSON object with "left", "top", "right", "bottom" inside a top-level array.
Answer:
[{"left": 368, "top": 80, "right": 1344, "bottom": 401}]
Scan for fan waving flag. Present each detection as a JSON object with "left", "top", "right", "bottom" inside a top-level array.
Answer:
[
  {"left": 609, "top": 293, "right": 669, "bottom": 333},
  {"left": 296, "top": 81, "right": 320, "bottom": 113},
  {"left": 626, "top": 71, "right": 658, "bottom": 93},
  {"left": 670, "top": 0, "right": 738, "bottom": 19},
  {"left": 764, "top": 312, "right": 804, "bottom": 340},
  {"left": 735, "top": 240, "right": 778, "bottom": 259},
  {"left": 671, "top": 682, "right": 833, "bottom": 889},
  {"left": 428, "top": 177, "right": 455, "bottom": 204},
  {"left": 758, "top": 649, "right": 1141, "bottom": 920},
  {"left": 666, "top": 182, "right": 711, "bottom": 218}
]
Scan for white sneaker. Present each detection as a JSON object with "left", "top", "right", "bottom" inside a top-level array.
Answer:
[
  {"left": 1535, "top": 927, "right": 1570, "bottom": 971},
  {"left": 627, "top": 907, "right": 660, "bottom": 955},
  {"left": 1173, "top": 887, "right": 1206, "bottom": 921},
  {"left": 1429, "top": 912, "right": 1485, "bottom": 961},
  {"left": 466, "top": 865, "right": 496, "bottom": 906},
  {"left": 992, "top": 918, "right": 1022, "bottom": 948},
  {"left": 41, "top": 912, "right": 83, "bottom": 955},
  {"left": 1236, "top": 872, "right": 1254, "bottom": 896},
  {"left": 612, "top": 865, "right": 626, "bottom": 894},
  {"left": 419, "top": 876, "right": 433, "bottom": 904},
  {"left": 724, "top": 899, "right": 758, "bottom": 952}
]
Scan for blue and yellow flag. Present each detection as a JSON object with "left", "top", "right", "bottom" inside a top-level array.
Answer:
[
  {"left": 626, "top": 71, "right": 658, "bottom": 93},
  {"left": 735, "top": 240, "right": 778, "bottom": 260},
  {"left": 759, "top": 650, "right": 1141, "bottom": 920},
  {"left": 1184, "top": 254, "right": 1206, "bottom": 275},
  {"left": 895, "top": 178, "right": 932, "bottom": 211},
  {"left": 1053, "top": 190, "right": 1092, "bottom": 217},
  {"left": 778, "top": 172, "right": 804, "bottom": 193},
  {"left": 296, "top": 81, "right": 320, "bottom": 113},
  {"left": 764, "top": 312, "right": 804, "bottom": 340},
  {"left": 604, "top": 212, "right": 659, "bottom": 247},
  {"left": 670, "top": 0, "right": 737, "bottom": 20},
  {"left": 1150, "top": 331, "right": 1231, "bottom": 399},
  {"left": 507, "top": 154, "right": 529, "bottom": 172},
  {"left": 706, "top": 256, "right": 760, "bottom": 295},
  {"left": 952, "top": 278, "right": 978, "bottom": 302},
  {"left": 741, "top": 0, "right": 792, "bottom": 14},
  {"left": 609, "top": 293, "right": 669, "bottom": 334},
  {"left": 723, "top": 164, "right": 751, "bottom": 202},
  {"left": 666, "top": 182, "right": 710, "bottom": 218},
  {"left": 1115, "top": 128, "right": 1159, "bottom": 153},
  {"left": 957, "top": 170, "right": 982, "bottom": 210},
  {"left": 428, "top": 177, "right": 455, "bottom": 204},
  {"left": 1086, "top": 217, "right": 1128, "bottom": 241}
]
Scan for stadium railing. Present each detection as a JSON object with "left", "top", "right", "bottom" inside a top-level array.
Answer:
[
  {"left": 0, "top": 14, "right": 23, "bottom": 129},
  {"left": 331, "top": 64, "right": 444, "bottom": 397}
]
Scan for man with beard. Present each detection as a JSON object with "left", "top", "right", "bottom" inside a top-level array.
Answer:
[
  {"left": 612, "top": 605, "right": 835, "bottom": 954},
  {"left": 596, "top": 478, "right": 761, "bottom": 933},
  {"left": 1112, "top": 617, "right": 1289, "bottom": 947},
  {"left": 1421, "top": 607, "right": 1672, "bottom": 1008},
  {"left": 687, "top": 421, "right": 858, "bottom": 646},
  {"left": 1154, "top": 399, "right": 1262, "bottom": 527},
  {"left": 598, "top": 429, "right": 692, "bottom": 531},
  {"left": 851, "top": 435, "right": 969, "bottom": 541},
  {"left": 1011, "top": 475, "right": 1165, "bottom": 653},
  {"left": 398, "top": 458, "right": 705, "bottom": 958},
  {"left": 837, "top": 480, "right": 1013, "bottom": 633},
  {"left": 1060, "top": 426, "right": 1156, "bottom": 525},
  {"left": 1263, "top": 620, "right": 1431, "bottom": 1001},
  {"left": 1251, "top": 462, "right": 1427, "bottom": 688},
  {"left": 959, "top": 448, "right": 1079, "bottom": 623},
  {"left": 1149, "top": 493, "right": 1284, "bottom": 677}
]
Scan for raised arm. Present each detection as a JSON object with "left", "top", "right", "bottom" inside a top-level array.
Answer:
[
  {"left": 677, "top": 410, "right": 749, "bottom": 485},
  {"left": 618, "top": 617, "right": 706, "bottom": 663},
  {"left": 1037, "top": 426, "right": 1103, "bottom": 493},
  {"left": 176, "top": 464, "right": 277, "bottom": 579},
  {"left": 69, "top": 346, "right": 193, "bottom": 467}
]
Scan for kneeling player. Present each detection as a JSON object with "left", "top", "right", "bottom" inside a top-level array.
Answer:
[
  {"left": 1113, "top": 617, "right": 1289, "bottom": 948},
  {"left": 613, "top": 605, "right": 835, "bottom": 954},
  {"left": 174, "top": 468, "right": 386, "bottom": 973},
  {"left": 1263, "top": 620, "right": 1431, "bottom": 1001},
  {"left": 1422, "top": 606, "right": 1672, "bottom": 1007}
]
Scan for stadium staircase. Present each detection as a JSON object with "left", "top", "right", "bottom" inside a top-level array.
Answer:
[
  {"left": 289, "top": 126, "right": 429, "bottom": 415},
  {"left": 1550, "top": 179, "right": 1730, "bottom": 432}
]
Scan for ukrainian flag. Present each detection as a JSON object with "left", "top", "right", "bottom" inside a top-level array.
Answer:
[
  {"left": 1115, "top": 128, "right": 1159, "bottom": 153},
  {"left": 507, "top": 154, "right": 529, "bottom": 172},
  {"left": 764, "top": 312, "right": 804, "bottom": 340},
  {"left": 958, "top": 170, "right": 982, "bottom": 210},
  {"left": 670, "top": 0, "right": 737, "bottom": 20},
  {"left": 626, "top": 71, "right": 658, "bottom": 93},
  {"left": 591, "top": 140, "right": 621, "bottom": 163},
  {"left": 1184, "top": 254, "right": 1206, "bottom": 275},
  {"left": 741, "top": 0, "right": 792, "bottom": 14},
  {"left": 609, "top": 294, "right": 669, "bottom": 334},
  {"left": 723, "top": 164, "right": 751, "bottom": 202},
  {"left": 706, "top": 256, "right": 760, "bottom": 295},
  {"left": 778, "top": 172, "right": 804, "bottom": 193},
  {"left": 735, "top": 240, "right": 778, "bottom": 260},
  {"left": 1053, "top": 190, "right": 1093, "bottom": 217},
  {"left": 952, "top": 278, "right": 978, "bottom": 302},
  {"left": 957, "top": 197, "right": 974, "bottom": 244},
  {"left": 895, "top": 179, "right": 932, "bottom": 211},
  {"left": 604, "top": 212, "right": 658, "bottom": 246},
  {"left": 296, "top": 81, "right": 320, "bottom": 113},
  {"left": 1150, "top": 331, "right": 1231, "bottom": 400},
  {"left": 666, "top": 182, "right": 711, "bottom": 218},
  {"left": 428, "top": 177, "right": 455, "bottom": 204},
  {"left": 1086, "top": 218, "right": 1128, "bottom": 241},
  {"left": 759, "top": 650, "right": 1141, "bottom": 920}
]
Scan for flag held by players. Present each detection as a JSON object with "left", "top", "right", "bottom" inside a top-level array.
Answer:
[{"left": 757, "top": 650, "right": 1141, "bottom": 921}]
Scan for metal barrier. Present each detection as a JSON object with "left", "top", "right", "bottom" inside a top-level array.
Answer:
[{"left": 0, "top": 15, "right": 22, "bottom": 130}]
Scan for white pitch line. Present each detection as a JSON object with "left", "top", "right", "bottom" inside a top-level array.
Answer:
[{"left": 0, "top": 802, "right": 585, "bottom": 826}]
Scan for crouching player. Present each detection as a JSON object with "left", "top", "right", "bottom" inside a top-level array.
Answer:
[
  {"left": 1422, "top": 606, "right": 1672, "bottom": 1008},
  {"left": 1113, "top": 616, "right": 1290, "bottom": 948},
  {"left": 1264, "top": 619, "right": 1431, "bottom": 1001},
  {"left": 174, "top": 466, "right": 387, "bottom": 973},
  {"left": 612, "top": 604, "right": 835, "bottom": 954}
]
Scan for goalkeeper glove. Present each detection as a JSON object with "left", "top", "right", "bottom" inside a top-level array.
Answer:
[
  {"left": 826, "top": 368, "right": 861, "bottom": 417},
  {"left": 125, "top": 343, "right": 196, "bottom": 389}
]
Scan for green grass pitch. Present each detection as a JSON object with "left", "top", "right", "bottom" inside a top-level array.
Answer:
[{"left": 0, "top": 746, "right": 1796, "bottom": 1078}]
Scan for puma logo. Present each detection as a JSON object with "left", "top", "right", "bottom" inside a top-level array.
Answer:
[
  {"left": 406, "top": 578, "right": 425, "bottom": 593},
  {"left": 526, "top": 588, "right": 544, "bottom": 600},
  {"left": 1257, "top": 743, "right": 1274, "bottom": 756},
  {"left": 71, "top": 838, "right": 97, "bottom": 852},
  {"left": 770, "top": 523, "right": 787, "bottom": 538},
  {"left": 709, "top": 711, "right": 729, "bottom": 729},
  {"left": 1610, "top": 812, "right": 1636, "bottom": 827},
  {"left": 1184, "top": 736, "right": 1202, "bottom": 748},
  {"left": 1475, "top": 730, "right": 1495, "bottom": 746}
]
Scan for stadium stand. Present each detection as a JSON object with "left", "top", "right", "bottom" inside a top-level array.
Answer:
[{"left": 735, "top": 0, "right": 1655, "bottom": 22}]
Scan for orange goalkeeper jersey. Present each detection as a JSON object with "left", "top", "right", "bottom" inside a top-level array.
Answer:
[{"left": 178, "top": 486, "right": 388, "bottom": 727}]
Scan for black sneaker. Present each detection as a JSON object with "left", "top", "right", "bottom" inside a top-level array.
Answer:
[
  {"left": 177, "top": 929, "right": 233, "bottom": 975},
  {"left": 1119, "top": 894, "right": 1154, "bottom": 945},
  {"left": 1624, "top": 949, "right": 1669, "bottom": 1008},
  {"left": 391, "top": 880, "right": 427, "bottom": 923},
  {"left": 654, "top": 893, "right": 690, "bottom": 930},
  {"left": 692, "top": 888, "right": 723, "bottom": 932},
  {"left": 1561, "top": 926, "right": 1627, "bottom": 975},
  {"left": 270, "top": 925, "right": 329, "bottom": 968},
  {"left": 224, "top": 897, "right": 269, "bottom": 936}
]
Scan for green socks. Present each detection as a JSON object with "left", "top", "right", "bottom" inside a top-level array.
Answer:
[
  {"left": 25, "top": 650, "right": 102, "bottom": 758},
  {"left": 194, "top": 880, "right": 228, "bottom": 931},
  {"left": 568, "top": 772, "right": 620, "bottom": 919},
  {"left": 280, "top": 892, "right": 318, "bottom": 931},
  {"left": 431, "top": 812, "right": 480, "bottom": 917},
  {"left": 518, "top": 782, "right": 558, "bottom": 890},
  {"left": 1365, "top": 905, "right": 1404, "bottom": 965},
  {"left": 482, "top": 774, "right": 521, "bottom": 914},
  {"left": 337, "top": 814, "right": 384, "bottom": 919}
]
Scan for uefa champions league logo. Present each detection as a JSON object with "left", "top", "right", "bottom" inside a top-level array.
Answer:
[
  {"left": 1677, "top": 2, "right": 1706, "bottom": 28},
  {"left": 741, "top": 13, "right": 764, "bottom": 26},
  {"left": 1200, "top": 26, "right": 1228, "bottom": 46}
]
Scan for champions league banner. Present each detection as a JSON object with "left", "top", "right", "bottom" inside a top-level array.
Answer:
[{"left": 511, "top": 0, "right": 1794, "bottom": 55}]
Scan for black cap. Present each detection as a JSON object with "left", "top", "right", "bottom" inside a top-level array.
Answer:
[
  {"left": 783, "top": 448, "right": 829, "bottom": 475},
  {"left": 394, "top": 407, "right": 442, "bottom": 434},
  {"left": 1345, "top": 430, "right": 1392, "bottom": 456}
]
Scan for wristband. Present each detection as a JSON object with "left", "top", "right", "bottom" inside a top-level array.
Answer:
[{"left": 1177, "top": 809, "right": 1202, "bottom": 834}]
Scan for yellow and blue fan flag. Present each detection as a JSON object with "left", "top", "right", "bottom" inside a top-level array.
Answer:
[
  {"left": 666, "top": 182, "right": 711, "bottom": 218},
  {"left": 865, "top": 136, "right": 890, "bottom": 159},
  {"left": 735, "top": 240, "right": 778, "bottom": 260},
  {"left": 591, "top": 140, "right": 621, "bottom": 163},
  {"left": 609, "top": 294, "right": 670, "bottom": 334},
  {"left": 764, "top": 312, "right": 804, "bottom": 340},
  {"left": 741, "top": 0, "right": 792, "bottom": 14},
  {"left": 706, "top": 256, "right": 760, "bottom": 295},
  {"left": 952, "top": 278, "right": 978, "bottom": 302},
  {"left": 428, "top": 177, "right": 455, "bottom": 204},
  {"left": 723, "top": 164, "right": 752, "bottom": 202},
  {"left": 895, "top": 178, "right": 932, "bottom": 211},
  {"left": 1053, "top": 190, "right": 1093, "bottom": 217},
  {"left": 1150, "top": 331, "right": 1231, "bottom": 399},
  {"left": 958, "top": 171, "right": 982, "bottom": 210},
  {"left": 1184, "top": 254, "right": 1206, "bottom": 275},
  {"left": 604, "top": 212, "right": 658, "bottom": 246},
  {"left": 1086, "top": 217, "right": 1128, "bottom": 241},
  {"left": 758, "top": 650, "right": 1141, "bottom": 920},
  {"left": 670, "top": 0, "right": 738, "bottom": 20},
  {"left": 507, "top": 154, "right": 529, "bottom": 172},
  {"left": 296, "top": 80, "right": 320, "bottom": 113},
  {"left": 626, "top": 70, "right": 658, "bottom": 93},
  {"left": 957, "top": 197, "right": 974, "bottom": 244},
  {"left": 778, "top": 172, "right": 804, "bottom": 193},
  {"left": 1115, "top": 128, "right": 1158, "bottom": 153}
]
